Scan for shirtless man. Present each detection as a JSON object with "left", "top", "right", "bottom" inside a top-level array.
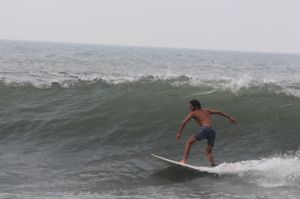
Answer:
[{"left": 176, "top": 99, "right": 237, "bottom": 166}]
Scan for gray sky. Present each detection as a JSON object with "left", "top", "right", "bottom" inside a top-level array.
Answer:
[{"left": 1, "top": 0, "right": 300, "bottom": 53}]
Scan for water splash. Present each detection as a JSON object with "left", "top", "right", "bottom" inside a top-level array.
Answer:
[{"left": 201, "top": 152, "right": 300, "bottom": 188}]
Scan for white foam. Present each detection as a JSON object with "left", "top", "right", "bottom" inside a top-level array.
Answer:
[
  {"left": 205, "top": 153, "right": 300, "bottom": 188},
  {"left": 1, "top": 72, "right": 300, "bottom": 99}
]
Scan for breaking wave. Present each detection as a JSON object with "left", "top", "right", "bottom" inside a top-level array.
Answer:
[{"left": 203, "top": 151, "right": 300, "bottom": 188}]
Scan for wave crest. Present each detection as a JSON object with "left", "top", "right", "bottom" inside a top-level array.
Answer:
[{"left": 1, "top": 75, "right": 299, "bottom": 98}]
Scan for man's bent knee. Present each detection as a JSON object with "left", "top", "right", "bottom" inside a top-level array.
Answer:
[
  {"left": 187, "top": 140, "right": 195, "bottom": 145},
  {"left": 187, "top": 136, "right": 197, "bottom": 145}
]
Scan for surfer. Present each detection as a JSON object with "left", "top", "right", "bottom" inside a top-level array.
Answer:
[{"left": 176, "top": 99, "right": 237, "bottom": 166}]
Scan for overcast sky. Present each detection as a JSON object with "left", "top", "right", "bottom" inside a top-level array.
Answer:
[{"left": 1, "top": 0, "right": 300, "bottom": 53}]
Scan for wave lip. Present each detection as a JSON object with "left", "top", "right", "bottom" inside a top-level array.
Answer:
[{"left": 1, "top": 74, "right": 300, "bottom": 98}]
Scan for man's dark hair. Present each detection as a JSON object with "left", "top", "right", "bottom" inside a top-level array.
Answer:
[{"left": 190, "top": 99, "right": 202, "bottom": 109}]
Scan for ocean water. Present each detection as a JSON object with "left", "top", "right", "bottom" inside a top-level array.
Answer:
[{"left": 0, "top": 40, "right": 300, "bottom": 199}]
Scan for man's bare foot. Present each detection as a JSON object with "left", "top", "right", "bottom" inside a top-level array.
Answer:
[{"left": 179, "top": 160, "right": 187, "bottom": 164}]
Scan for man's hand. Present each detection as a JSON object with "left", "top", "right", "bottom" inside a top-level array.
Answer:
[
  {"left": 229, "top": 117, "right": 237, "bottom": 124},
  {"left": 176, "top": 132, "right": 181, "bottom": 140}
]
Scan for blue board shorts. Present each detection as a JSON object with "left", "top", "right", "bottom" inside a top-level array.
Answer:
[{"left": 194, "top": 126, "right": 216, "bottom": 146}]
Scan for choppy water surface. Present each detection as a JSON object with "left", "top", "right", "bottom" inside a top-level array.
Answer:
[{"left": 0, "top": 40, "right": 300, "bottom": 198}]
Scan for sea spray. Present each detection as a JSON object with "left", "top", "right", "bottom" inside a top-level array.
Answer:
[{"left": 206, "top": 151, "right": 300, "bottom": 187}]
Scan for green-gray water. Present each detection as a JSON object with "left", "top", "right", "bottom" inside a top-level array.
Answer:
[{"left": 1, "top": 40, "right": 300, "bottom": 198}]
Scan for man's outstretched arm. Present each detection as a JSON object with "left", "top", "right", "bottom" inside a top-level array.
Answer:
[
  {"left": 176, "top": 113, "right": 193, "bottom": 140},
  {"left": 208, "top": 109, "right": 237, "bottom": 124}
]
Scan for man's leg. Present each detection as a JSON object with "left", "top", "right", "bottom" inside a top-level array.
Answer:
[
  {"left": 180, "top": 135, "right": 197, "bottom": 164},
  {"left": 206, "top": 144, "right": 215, "bottom": 167}
]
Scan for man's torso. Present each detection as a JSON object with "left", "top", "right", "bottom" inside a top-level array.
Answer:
[{"left": 191, "top": 108, "right": 213, "bottom": 126}]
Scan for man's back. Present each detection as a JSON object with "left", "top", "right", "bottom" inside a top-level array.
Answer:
[{"left": 191, "top": 108, "right": 213, "bottom": 127}]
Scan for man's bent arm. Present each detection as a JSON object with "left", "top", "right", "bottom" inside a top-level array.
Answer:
[
  {"left": 208, "top": 109, "right": 237, "bottom": 123},
  {"left": 176, "top": 113, "right": 192, "bottom": 140}
]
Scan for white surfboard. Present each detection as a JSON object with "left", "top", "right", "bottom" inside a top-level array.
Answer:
[{"left": 151, "top": 153, "right": 217, "bottom": 174}]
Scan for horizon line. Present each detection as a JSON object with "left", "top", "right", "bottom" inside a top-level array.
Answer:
[{"left": 1, "top": 38, "right": 300, "bottom": 56}]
